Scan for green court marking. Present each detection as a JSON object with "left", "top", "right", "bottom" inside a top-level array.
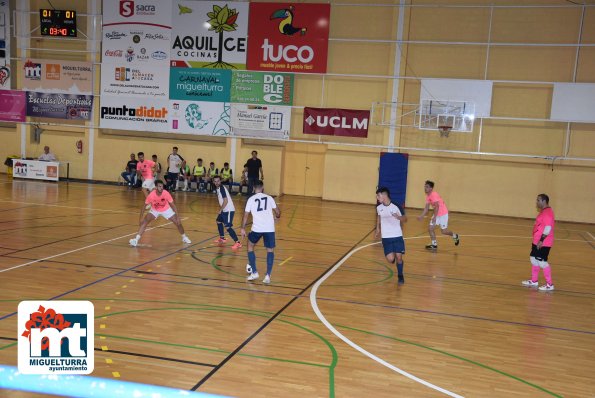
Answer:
[
  {"left": 0, "top": 298, "right": 564, "bottom": 396},
  {"left": 287, "top": 204, "right": 299, "bottom": 229},
  {"left": 101, "top": 306, "right": 336, "bottom": 397},
  {"left": 0, "top": 342, "right": 17, "bottom": 350},
  {"left": 206, "top": 253, "right": 392, "bottom": 288}
]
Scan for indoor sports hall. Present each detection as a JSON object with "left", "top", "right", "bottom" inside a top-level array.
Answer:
[{"left": 0, "top": 0, "right": 593, "bottom": 397}]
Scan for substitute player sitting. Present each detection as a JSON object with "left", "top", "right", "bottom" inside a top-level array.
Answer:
[
  {"left": 241, "top": 180, "right": 280, "bottom": 284},
  {"left": 417, "top": 180, "right": 460, "bottom": 250},
  {"left": 129, "top": 180, "right": 191, "bottom": 247},
  {"left": 375, "top": 187, "right": 407, "bottom": 284}
]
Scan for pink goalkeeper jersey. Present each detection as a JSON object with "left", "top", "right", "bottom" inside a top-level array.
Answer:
[
  {"left": 137, "top": 160, "right": 155, "bottom": 180},
  {"left": 146, "top": 190, "right": 173, "bottom": 212},
  {"left": 533, "top": 207, "right": 555, "bottom": 247},
  {"left": 426, "top": 191, "right": 448, "bottom": 216}
]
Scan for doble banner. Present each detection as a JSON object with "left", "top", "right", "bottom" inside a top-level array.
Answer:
[{"left": 303, "top": 107, "right": 370, "bottom": 138}]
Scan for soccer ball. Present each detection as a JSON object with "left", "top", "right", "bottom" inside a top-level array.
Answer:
[{"left": 246, "top": 264, "right": 252, "bottom": 274}]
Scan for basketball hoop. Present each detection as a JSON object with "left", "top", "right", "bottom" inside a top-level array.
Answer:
[{"left": 438, "top": 125, "right": 452, "bottom": 137}]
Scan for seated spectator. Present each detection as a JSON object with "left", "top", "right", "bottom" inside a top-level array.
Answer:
[
  {"left": 152, "top": 154, "right": 162, "bottom": 180},
  {"left": 38, "top": 146, "right": 57, "bottom": 162},
  {"left": 239, "top": 166, "right": 248, "bottom": 195},
  {"left": 204, "top": 162, "right": 218, "bottom": 193},
  {"left": 220, "top": 162, "right": 233, "bottom": 191},
  {"left": 121, "top": 153, "right": 138, "bottom": 186},
  {"left": 179, "top": 163, "right": 191, "bottom": 191},
  {"left": 191, "top": 158, "right": 207, "bottom": 192}
]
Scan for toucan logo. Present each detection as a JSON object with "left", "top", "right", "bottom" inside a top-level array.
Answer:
[{"left": 270, "top": 5, "right": 306, "bottom": 36}]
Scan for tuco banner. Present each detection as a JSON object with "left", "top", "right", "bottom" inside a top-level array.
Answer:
[
  {"left": 231, "top": 71, "right": 293, "bottom": 106},
  {"left": 303, "top": 107, "right": 370, "bottom": 138},
  {"left": 247, "top": 3, "right": 330, "bottom": 73},
  {"left": 170, "top": 1, "right": 249, "bottom": 69}
]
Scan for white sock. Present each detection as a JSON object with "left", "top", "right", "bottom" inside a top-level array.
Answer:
[
  {"left": 182, "top": 234, "right": 187, "bottom": 238},
  {"left": 432, "top": 240, "right": 437, "bottom": 245},
  {"left": 136, "top": 234, "right": 141, "bottom": 241}
]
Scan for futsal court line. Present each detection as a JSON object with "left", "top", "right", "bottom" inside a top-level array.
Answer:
[
  {"left": 587, "top": 231, "right": 595, "bottom": 240},
  {"left": 0, "top": 199, "right": 131, "bottom": 213},
  {"left": 0, "top": 218, "right": 187, "bottom": 273},
  {"left": 310, "top": 237, "right": 464, "bottom": 397}
]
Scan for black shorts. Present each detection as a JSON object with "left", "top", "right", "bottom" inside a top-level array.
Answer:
[{"left": 530, "top": 244, "right": 551, "bottom": 261}]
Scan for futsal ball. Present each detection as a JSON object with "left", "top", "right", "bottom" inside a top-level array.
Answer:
[{"left": 246, "top": 264, "right": 252, "bottom": 274}]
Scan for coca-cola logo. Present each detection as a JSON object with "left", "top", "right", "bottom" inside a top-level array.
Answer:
[
  {"left": 104, "top": 49, "right": 124, "bottom": 57},
  {"left": 105, "top": 31, "right": 127, "bottom": 40}
]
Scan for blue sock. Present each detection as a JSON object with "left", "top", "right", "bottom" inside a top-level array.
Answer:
[
  {"left": 397, "top": 261, "right": 404, "bottom": 276},
  {"left": 217, "top": 223, "right": 224, "bottom": 238},
  {"left": 227, "top": 227, "right": 239, "bottom": 242},
  {"left": 248, "top": 251, "right": 257, "bottom": 273},
  {"left": 266, "top": 252, "right": 274, "bottom": 276}
]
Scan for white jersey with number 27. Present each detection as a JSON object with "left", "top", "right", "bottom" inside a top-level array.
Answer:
[{"left": 245, "top": 193, "right": 277, "bottom": 233}]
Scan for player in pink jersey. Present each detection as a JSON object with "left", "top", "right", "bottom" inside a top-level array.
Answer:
[
  {"left": 417, "top": 180, "right": 460, "bottom": 250},
  {"left": 129, "top": 180, "right": 191, "bottom": 247},
  {"left": 136, "top": 152, "right": 157, "bottom": 198},
  {"left": 522, "top": 194, "right": 555, "bottom": 291}
]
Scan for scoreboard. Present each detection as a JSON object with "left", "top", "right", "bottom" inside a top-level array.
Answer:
[{"left": 40, "top": 9, "right": 77, "bottom": 37}]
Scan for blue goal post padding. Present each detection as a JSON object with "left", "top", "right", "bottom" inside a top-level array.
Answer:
[{"left": 378, "top": 153, "right": 409, "bottom": 206}]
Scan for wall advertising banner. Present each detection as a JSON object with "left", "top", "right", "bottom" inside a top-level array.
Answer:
[
  {"left": 170, "top": 1, "right": 249, "bottom": 69},
  {"left": 303, "top": 107, "right": 370, "bottom": 137},
  {"left": 246, "top": 3, "right": 330, "bottom": 73},
  {"left": 101, "top": 63, "right": 169, "bottom": 98},
  {"left": 0, "top": 0, "right": 12, "bottom": 89},
  {"left": 230, "top": 71, "right": 293, "bottom": 106},
  {"left": 0, "top": 90, "right": 26, "bottom": 122},
  {"left": 169, "top": 100, "right": 230, "bottom": 136},
  {"left": 102, "top": 0, "right": 172, "bottom": 66},
  {"left": 99, "top": 97, "right": 169, "bottom": 132},
  {"left": 12, "top": 159, "right": 60, "bottom": 181},
  {"left": 230, "top": 103, "right": 291, "bottom": 139},
  {"left": 169, "top": 68, "right": 230, "bottom": 102},
  {"left": 26, "top": 92, "right": 93, "bottom": 120},
  {"left": 21, "top": 59, "right": 93, "bottom": 94}
]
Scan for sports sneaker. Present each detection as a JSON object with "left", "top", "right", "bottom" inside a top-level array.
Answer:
[
  {"left": 182, "top": 235, "right": 192, "bottom": 244},
  {"left": 213, "top": 237, "right": 227, "bottom": 244},
  {"left": 425, "top": 244, "right": 438, "bottom": 250},
  {"left": 247, "top": 272, "right": 259, "bottom": 281},
  {"left": 231, "top": 242, "right": 243, "bottom": 250},
  {"left": 538, "top": 284, "right": 555, "bottom": 291},
  {"left": 263, "top": 275, "right": 271, "bottom": 284},
  {"left": 129, "top": 238, "right": 138, "bottom": 247},
  {"left": 246, "top": 264, "right": 252, "bottom": 274},
  {"left": 521, "top": 280, "right": 539, "bottom": 287},
  {"left": 397, "top": 274, "right": 405, "bottom": 284},
  {"left": 454, "top": 234, "right": 460, "bottom": 246}
]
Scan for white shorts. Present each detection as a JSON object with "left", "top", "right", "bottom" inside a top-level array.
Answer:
[
  {"left": 150, "top": 208, "right": 175, "bottom": 220},
  {"left": 142, "top": 179, "right": 155, "bottom": 190},
  {"left": 430, "top": 214, "right": 449, "bottom": 229}
]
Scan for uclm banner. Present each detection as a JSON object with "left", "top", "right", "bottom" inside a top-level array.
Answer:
[
  {"left": 246, "top": 3, "right": 330, "bottom": 73},
  {"left": 303, "top": 107, "right": 370, "bottom": 138}
]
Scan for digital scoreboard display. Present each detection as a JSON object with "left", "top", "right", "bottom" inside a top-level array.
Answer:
[{"left": 40, "top": 9, "right": 77, "bottom": 37}]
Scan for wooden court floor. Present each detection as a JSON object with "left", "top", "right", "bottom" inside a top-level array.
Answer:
[{"left": 0, "top": 175, "right": 593, "bottom": 398}]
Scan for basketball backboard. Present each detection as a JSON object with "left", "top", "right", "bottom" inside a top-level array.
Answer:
[{"left": 418, "top": 99, "right": 475, "bottom": 133}]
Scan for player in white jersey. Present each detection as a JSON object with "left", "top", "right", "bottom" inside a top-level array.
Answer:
[
  {"left": 165, "top": 146, "right": 185, "bottom": 192},
  {"left": 212, "top": 175, "right": 242, "bottom": 250},
  {"left": 375, "top": 187, "right": 407, "bottom": 284},
  {"left": 240, "top": 180, "right": 280, "bottom": 284}
]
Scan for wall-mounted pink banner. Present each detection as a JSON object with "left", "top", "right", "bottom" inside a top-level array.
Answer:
[{"left": 0, "top": 90, "right": 26, "bottom": 122}]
